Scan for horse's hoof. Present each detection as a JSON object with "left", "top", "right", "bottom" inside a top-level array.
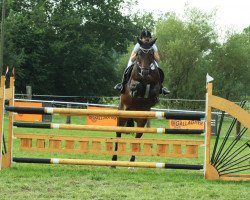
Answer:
[{"left": 128, "top": 167, "right": 135, "bottom": 170}]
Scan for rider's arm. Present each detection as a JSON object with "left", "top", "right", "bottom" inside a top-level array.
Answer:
[
  {"left": 152, "top": 44, "right": 160, "bottom": 62},
  {"left": 130, "top": 51, "right": 137, "bottom": 62},
  {"left": 130, "top": 43, "right": 140, "bottom": 61},
  {"left": 154, "top": 52, "right": 160, "bottom": 62}
]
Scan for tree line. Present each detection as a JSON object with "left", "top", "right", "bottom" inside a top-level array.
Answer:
[{"left": 1, "top": 0, "right": 249, "bottom": 102}]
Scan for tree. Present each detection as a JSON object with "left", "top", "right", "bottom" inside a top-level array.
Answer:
[
  {"left": 4, "top": 0, "right": 55, "bottom": 93},
  {"left": 208, "top": 31, "right": 250, "bottom": 100},
  {"left": 155, "top": 8, "right": 218, "bottom": 100},
  {"left": 3, "top": 0, "right": 140, "bottom": 96}
]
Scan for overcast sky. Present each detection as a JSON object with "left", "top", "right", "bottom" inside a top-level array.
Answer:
[{"left": 135, "top": 0, "right": 250, "bottom": 37}]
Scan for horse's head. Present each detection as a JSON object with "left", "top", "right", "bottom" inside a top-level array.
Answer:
[
  {"left": 136, "top": 38, "right": 157, "bottom": 79},
  {"left": 127, "top": 38, "right": 160, "bottom": 99}
]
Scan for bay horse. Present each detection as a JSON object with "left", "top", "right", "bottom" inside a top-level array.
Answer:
[{"left": 112, "top": 38, "right": 161, "bottom": 163}]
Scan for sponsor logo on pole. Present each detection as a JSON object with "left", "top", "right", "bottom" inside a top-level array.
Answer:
[{"left": 86, "top": 106, "right": 117, "bottom": 126}]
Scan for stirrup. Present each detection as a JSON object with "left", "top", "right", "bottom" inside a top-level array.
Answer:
[
  {"left": 162, "top": 87, "right": 170, "bottom": 95},
  {"left": 114, "top": 83, "right": 123, "bottom": 91}
]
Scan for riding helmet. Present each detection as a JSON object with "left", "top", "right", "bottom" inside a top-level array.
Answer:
[{"left": 140, "top": 30, "right": 152, "bottom": 39}]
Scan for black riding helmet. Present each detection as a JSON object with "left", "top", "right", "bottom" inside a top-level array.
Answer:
[{"left": 140, "top": 30, "right": 152, "bottom": 39}]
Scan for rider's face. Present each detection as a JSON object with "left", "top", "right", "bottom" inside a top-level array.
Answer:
[{"left": 141, "top": 37, "right": 150, "bottom": 43}]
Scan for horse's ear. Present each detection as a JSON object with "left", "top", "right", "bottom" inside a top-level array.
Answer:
[
  {"left": 137, "top": 37, "right": 143, "bottom": 45},
  {"left": 149, "top": 38, "right": 157, "bottom": 46}
]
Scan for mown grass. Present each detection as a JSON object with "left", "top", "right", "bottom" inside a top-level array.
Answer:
[{"left": 1, "top": 114, "right": 249, "bottom": 200}]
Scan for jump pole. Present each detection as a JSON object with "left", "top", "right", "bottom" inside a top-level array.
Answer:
[
  {"left": 13, "top": 122, "right": 204, "bottom": 134},
  {"left": 5, "top": 106, "right": 205, "bottom": 120},
  {"left": 2, "top": 75, "right": 249, "bottom": 181},
  {"left": 13, "top": 157, "right": 203, "bottom": 170}
]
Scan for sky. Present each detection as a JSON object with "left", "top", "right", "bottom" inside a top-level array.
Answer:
[{"left": 135, "top": 0, "right": 250, "bottom": 38}]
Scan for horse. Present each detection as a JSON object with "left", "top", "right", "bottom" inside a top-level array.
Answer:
[{"left": 112, "top": 38, "right": 161, "bottom": 163}]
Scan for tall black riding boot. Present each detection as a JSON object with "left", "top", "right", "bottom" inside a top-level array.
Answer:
[
  {"left": 114, "top": 65, "right": 133, "bottom": 93},
  {"left": 157, "top": 68, "right": 170, "bottom": 95}
]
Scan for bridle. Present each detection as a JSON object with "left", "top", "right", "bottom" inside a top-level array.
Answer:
[
  {"left": 129, "top": 40, "right": 160, "bottom": 98},
  {"left": 139, "top": 46, "right": 152, "bottom": 54},
  {"left": 136, "top": 47, "right": 156, "bottom": 77}
]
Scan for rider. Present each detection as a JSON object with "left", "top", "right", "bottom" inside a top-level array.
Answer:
[{"left": 114, "top": 30, "right": 170, "bottom": 95}]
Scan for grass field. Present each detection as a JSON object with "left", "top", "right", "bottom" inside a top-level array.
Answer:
[{"left": 1, "top": 114, "right": 249, "bottom": 200}]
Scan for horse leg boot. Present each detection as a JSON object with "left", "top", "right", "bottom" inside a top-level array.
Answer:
[
  {"left": 128, "top": 118, "right": 148, "bottom": 169},
  {"left": 111, "top": 117, "right": 127, "bottom": 163},
  {"left": 112, "top": 132, "right": 121, "bottom": 161},
  {"left": 129, "top": 132, "right": 143, "bottom": 162},
  {"left": 128, "top": 132, "right": 143, "bottom": 170}
]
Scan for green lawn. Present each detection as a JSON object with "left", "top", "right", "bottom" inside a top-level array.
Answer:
[{"left": 0, "top": 114, "right": 249, "bottom": 200}]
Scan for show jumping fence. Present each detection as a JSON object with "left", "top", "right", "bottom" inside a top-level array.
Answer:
[{"left": 0, "top": 75, "right": 249, "bottom": 181}]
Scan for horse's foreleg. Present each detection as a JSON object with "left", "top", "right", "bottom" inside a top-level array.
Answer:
[
  {"left": 111, "top": 116, "right": 127, "bottom": 162},
  {"left": 112, "top": 132, "right": 121, "bottom": 161},
  {"left": 129, "top": 118, "right": 148, "bottom": 162},
  {"left": 129, "top": 132, "right": 143, "bottom": 162}
]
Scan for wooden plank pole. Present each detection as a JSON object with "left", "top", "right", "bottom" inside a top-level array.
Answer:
[
  {"left": 15, "top": 133, "right": 204, "bottom": 158},
  {"left": 12, "top": 157, "right": 204, "bottom": 170},
  {"left": 13, "top": 122, "right": 204, "bottom": 135},
  {"left": 6, "top": 106, "right": 205, "bottom": 120},
  {"left": 204, "top": 82, "right": 219, "bottom": 180},
  {"left": 0, "top": 76, "right": 5, "bottom": 169}
]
